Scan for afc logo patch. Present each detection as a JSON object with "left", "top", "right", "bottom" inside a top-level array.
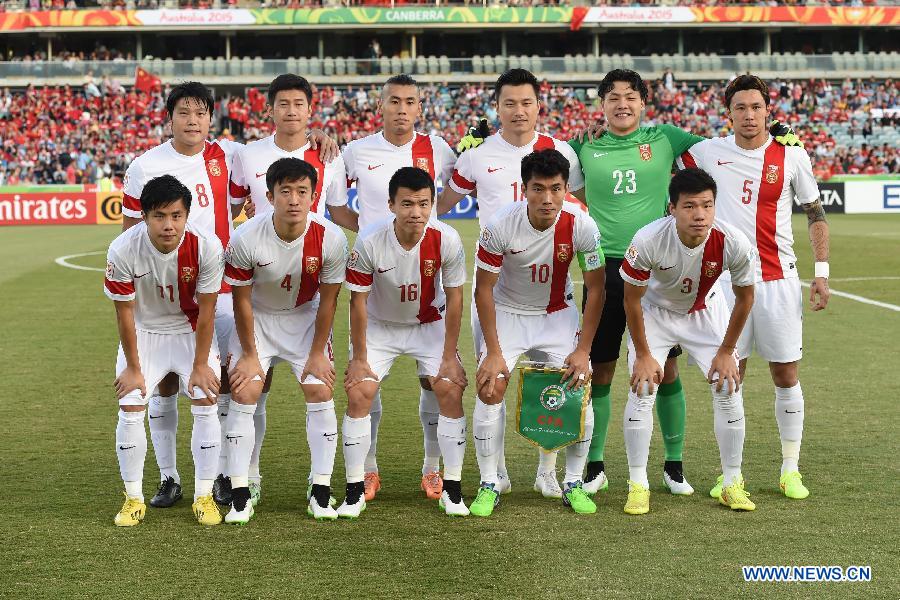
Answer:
[
  {"left": 423, "top": 259, "right": 436, "bottom": 277},
  {"left": 207, "top": 158, "right": 222, "bottom": 177},
  {"left": 480, "top": 228, "right": 491, "bottom": 242},
  {"left": 638, "top": 144, "right": 652, "bottom": 161},
  {"left": 106, "top": 261, "right": 115, "bottom": 279},
  {"left": 348, "top": 250, "right": 359, "bottom": 269},
  {"left": 415, "top": 157, "right": 430, "bottom": 172},
  {"left": 556, "top": 243, "right": 571, "bottom": 262},
  {"left": 703, "top": 261, "right": 720, "bottom": 277},
  {"left": 765, "top": 164, "right": 779, "bottom": 184},
  {"left": 626, "top": 245, "right": 639, "bottom": 261},
  {"left": 181, "top": 266, "right": 196, "bottom": 283},
  {"left": 305, "top": 256, "right": 321, "bottom": 274}
]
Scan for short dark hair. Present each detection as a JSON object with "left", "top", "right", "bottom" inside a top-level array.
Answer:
[
  {"left": 598, "top": 69, "right": 649, "bottom": 103},
  {"left": 266, "top": 157, "right": 318, "bottom": 194},
  {"left": 521, "top": 148, "right": 570, "bottom": 186},
  {"left": 384, "top": 73, "right": 418, "bottom": 89},
  {"left": 165, "top": 81, "right": 215, "bottom": 118},
  {"left": 388, "top": 167, "right": 435, "bottom": 202},
  {"left": 668, "top": 168, "right": 717, "bottom": 206},
  {"left": 140, "top": 174, "right": 191, "bottom": 214},
  {"left": 267, "top": 73, "right": 314, "bottom": 105},
  {"left": 724, "top": 74, "right": 769, "bottom": 109},
  {"left": 494, "top": 68, "right": 540, "bottom": 102}
]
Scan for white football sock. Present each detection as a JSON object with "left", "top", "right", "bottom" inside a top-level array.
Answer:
[
  {"left": 624, "top": 390, "right": 654, "bottom": 488},
  {"left": 215, "top": 392, "right": 231, "bottom": 475},
  {"left": 148, "top": 394, "right": 179, "bottom": 484},
  {"left": 564, "top": 400, "right": 594, "bottom": 485},
  {"left": 473, "top": 397, "right": 503, "bottom": 485},
  {"left": 712, "top": 383, "right": 745, "bottom": 485},
  {"left": 307, "top": 399, "right": 338, "bottom": 487},
  {"left": 249, "top": 391, "right": 268, "bottom": 485},
  {"left": 225, "top": 400, "right": 256, "bottom": 485},
  {"left": 190, "top": 403, "right": 220, "bottom": 500},
  {"left": 365, "top": 390, "right": 381, "bottom": 473},
  {"left": 537, "top": 449, "right": 558, "bottom": 475},
  {"left": 343, "top": 414, "right": 372, "bottom": 483},
  {"left": 437, "top": 415, "right": 466, "bottom": 481},
  {"left": 497, "top": 400, "right": 508, "bottom": 477},
  {"left": 117, "top": 409, "right": 147, "bottom": 501},
  {"left": 419, "top": 388, "right": 441, "bottom": 474},
  {"left": 775, "top": 383, "right": 804, "bottom": 474}
]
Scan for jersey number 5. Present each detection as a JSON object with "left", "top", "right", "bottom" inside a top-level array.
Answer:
[{"left": 741, "top": 179, "right": 753, "bottom": 205}]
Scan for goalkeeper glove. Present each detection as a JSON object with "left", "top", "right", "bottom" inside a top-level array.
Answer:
[
  {"left": 770, "top": 120, "right": 804, "bottom": 148},
  {"left": 456, "top": 118, "right": 491, "bottom": 154}
]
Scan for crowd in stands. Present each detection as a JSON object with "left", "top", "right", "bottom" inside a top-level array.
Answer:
[{"left": 0, "top": 77, "right": 896, "bottom": 186}]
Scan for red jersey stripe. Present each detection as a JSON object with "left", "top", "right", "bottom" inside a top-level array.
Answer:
[
  {"left": 123, "top": 193, "right": 141, "bottom": 212},
  {"left": 417, "top": 227, "right": 443, "bottom": 324},
  {"left": 295, "top": 220, "right": 325, "bottom": 307},
  {"left": 176, "top": 231, "right": 201, "bottom": 331},
  {"left": 451, "top": 169, "right": 475, "bottom": 192},
  {"left": 225, "top": 262, "right": 253, "bottom": 281},
  {"left": 230, "top": 180, "right": 250, "bottom": 199},
  {"left": 104, "top": 278, "right": 135, "bottom": 296},
  {"left": 756, "top": 143, "right": 786, "bottom": 281},
  {"left": 346, "top": 268, "right": 374, "bottom": 287},
  {"left": 688, "top": 228, "right": 726, "bottom": 314},
  {"left": 477, "top": 245, "right": 503, "bottom": 268},
  {"left": 547, "top": 210, "right": 575, "bottom": 313},
  {"left": 303, "top": 147, "right": 326, "bottom": 213},
  {"left": 534, "top": 134, "right": 555, "bottom": 152},
  {"left": 411, "top": 133, "right": 436, "bottom": 181},
  {"left": 680, "top": 150, "right": 698, "bottom": 169},
  {"left": 204, "top": 141, "right": 233, "bottom": 294},
  {"left": 621, "top": 259, "right": 650, "bottom": 282}
]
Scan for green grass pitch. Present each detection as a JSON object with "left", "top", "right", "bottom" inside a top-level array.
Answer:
[{"left": 1, "top": 215, "right": 897, "bottom": 598}]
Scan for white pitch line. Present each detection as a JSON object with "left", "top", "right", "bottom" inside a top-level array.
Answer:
[
  {"left": 799, "top": 281, "right": 900, "bottom": 312},
  {"left": 828, "top": 276, "right": 900, "bottom": 282},
  {"left": 55, "top": 251, "right": 105, "bottom": 272}
]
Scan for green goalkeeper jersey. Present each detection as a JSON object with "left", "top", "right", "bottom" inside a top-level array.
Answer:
[{"left": 569, "top": 125, "right": 704, "bottom": 258}]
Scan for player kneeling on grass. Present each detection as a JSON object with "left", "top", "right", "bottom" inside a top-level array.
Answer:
[
  {"left": 106, "top": 174, "right": 226, "bottom": 527},
  {"left": 472, "top": 148, "right": 606, "bottom": 517},
  {"left": 621, "top": 168, "right": 756, "bottom": 515},
  {"left": 342, "top": 167, "right": 470, "bottom": 518},
  {"left": 223, "top": 158, "right": 348, "bottom": 524}
]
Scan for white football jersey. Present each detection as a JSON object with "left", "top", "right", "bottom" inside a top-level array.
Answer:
[
  {"left": 346, "top": 219, "right": 467, "bottom": 325},
  {"left": 476, "top": 202, "right": 603, "bottom": 316},
  {"left": 620, "top": 216, "right": 755, "bottom": 314},
  {"left": 229, "top": 134, "right": 348, "bottom": 217},
  {"left": 224, "top": 212, "right": 347, "bottom": 314},
  {"left": 448, "top": 132, "right": 585, "bottom": 228},
  {"left": 342, "top": 131, "right": 457, "bottom": 231},
  {"left": 105, "top": 222, "right": 224, "bottom": 334},
  {"left": 678, "top": 135, "right": 819, "bottom": 282}
]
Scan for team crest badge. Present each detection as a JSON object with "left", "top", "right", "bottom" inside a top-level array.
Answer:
[
  {"left": 207, "top": 158, "right": 222, "bottom": 177},
  {"left": 639, "top": 144, "right": 652, "bottom": 161},
  {"left": 423, "top": 259, "right": 436, "bottom": 277},
  {"left": 765, "top": 164, "right": 779, "bottom": 184},
  {"left": 415, "top": 157, "right": 430, "bottom": 172},
  {"left": 539, "top": 385, "right": 568, "bottom": 411},
  {"left": 181, "top": 266, "right": 196, "bottom": 283},
  {"left": 305, "top": 256, "right": 320, "bottom": 274},
  {"left": 703, "top": 261, "right": 720, "bottom": 278},
  {"left": 556, "top": 243, "right": 571, "bottom": 262}
]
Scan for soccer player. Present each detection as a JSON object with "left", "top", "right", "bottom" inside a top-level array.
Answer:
[
  {"left": 106, "top": 174, "right": 225, "bottom": 526},
  {"left": 620, "top": 168, "right": 756, "bottom": 514},
  {"left": 471, "top": 149, "right": 606, "bottom": 517},
  {"left": 342, "top": 167, "right": 469, "bottom": 518},
  {"left": 222, "top": 158, "right": 347, "bottom": 524},
  {"left": 677, "top": 74, "right": 831, "bottom": 500},
  {"left": 341, "top": 74, "right": 458, "bottom": 502},
  {"left": 436, "top": 68, "right": 585, "bottom": 498},
  {"left": 224, "top": 73, "right": 356, "bottom": 508}
]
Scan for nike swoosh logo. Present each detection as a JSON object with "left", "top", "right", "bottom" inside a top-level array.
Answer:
[
  {"left": 487, "top": 167, "right": 502, "bottom": 173},
  {"left": 593, "top": 152, "right": 608, "bottom": 158},
  {"left": 717, "top": 160, "right": 733, "bottom": 166},
  {"left": 509, "top": 249, "right": 526, "bottom": 255},
  {"left": 368, "top": 164, "right": 383, "bottom": 171},
  {"left": 324, "top": 432, "right": 338, "bottom": 437},
  {"left": 200, "top": 444, "right": 217, "bottom": 450},
  {"left": 256, "top": 172, "right": 267, "bottom": 178},
  {"left": 225, "top": 435, "right": 243, "bottom": 440},
  {"left": 664, "top": 434, "right": 679, "bottom": 440},
  {"left": 344, "top": 442, "right": 360, "bottom": 447},
  {"left": 456, "top": 440, "right": 466, "bottom": 446},
  {"left": 628, "top": 418, "right": 641, "bottom": 422},
  {"left": 660, "top": 265, "right": 676, "bottom": 271},
  {"left": 727, "top": 417, "right": 744, "bottom": 424},
  {"left": 257, "top": 261, "right": 274, "bottom": 267},
  {"left": 427, "top": 421, "right": 439, "bottom": 426},
  {"left": 148, "top": 414, "right": 163, "bottom": 419},
  {"left": 377, "top": 267, "right": 395, "bottom": 273},
  {"left": 134, "top": 272, "right": 150, "bottom": 278},
  {"left": 473, "top": 435, "right": 489, "bottom": 441},
  {"left": 119, "top": 445, "right": 136, "bottom": 450},
  {"left": 785, "top": 410, "right": 802, "bottom": 414}
]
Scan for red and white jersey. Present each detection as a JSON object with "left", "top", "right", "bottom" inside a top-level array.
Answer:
[
  {"left": 229, "top": 134, "right": 348, "bottom": 218},
  {"left": 620, "top": 216, "right": 755, "bottom": 315},
  {"left": 448, "top": 132, "right": 585, "bottom": 228},
  {"left": 476, "top": 202, "right": 603, "bottom": 316},
  {"left": 223, "top": 212, "right": 347, "bottom": 315},
  {"left": 104, "top": 222, "right": 225, "bottom": 334},
  {"left": 122, "top": 139, "right": 243, "bottom": 251},
  {"left": 678, "top": 135, "right": 819, "bottom": 282},
  {"left": 346, "top": 219, "right": 467, "bottom": 326},
  {"left": 342, "top": 131, "right": 456, "bottom": 231}
]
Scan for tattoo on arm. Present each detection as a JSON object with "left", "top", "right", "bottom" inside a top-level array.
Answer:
[
  {"left": 803, "top": 200, "right": 827, "bottom": 226},
  {"left": 804, "top": 200, "right": 830, "bottom": 262}
]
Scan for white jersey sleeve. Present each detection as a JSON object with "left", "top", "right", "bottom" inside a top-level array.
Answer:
[
  {"left": 223, "top": 229, "right": 255, "bottom": 287},
  {"left": 434, "top": 136, "right": 458, "bottom": 190},
  {"left": 724, "top": 227, "right": 756, "bottom": 287},
  {"left": 342, "top": 142, "right": 358, "bottom": 185},
  {"left": 229, "top": 144, "right": 252, "bottom": 202},
  {"left": 573, "top": 211, "right": 605, "bottom": 272},
  {"left": 345, "top": 236, "right": 375, "bottom": 293},
  {"left": 197, "top": 236, "right": 226, "bottom": 294},
  {"left": 556, "top": 140, "right": 585, "bottom": 193},
  {"left": 121, "top": 158, "right": 148, "bottom": 218},
  {"left": 620, "top": 231, "right": 654, "bottom": 287},
  {"left": 321, "top": 225, "right": 349, "bottom": 284},
  {"left": 448, "top": 149, "right": 476, "bottom": 196},
  {"left": 441, "top": 226, "right": 468, "bottom": 288},
  {"left": 104, "top": 237, "right": 136, "bottom": 301},
  {"left": 324, "top": 154, "right": 349, "bottom": 207},
  {"left": 475, "top": 218, "right": 508, "bottom": 274},
  {"left": 789, "top": 147, "right": 820, "bottom": 206},
  {"left": 676, "top": 138, "right": 712, "bottom": 172}
]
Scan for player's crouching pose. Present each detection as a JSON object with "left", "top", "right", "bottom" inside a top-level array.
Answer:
[
  {"left": 621, "top": 168, "right": 756, "bottom": 515},
  {"left": 342, "top": 167, "right": 470, "bottom": 518},
  {"left": 472, "top": 149, "right": 606, "bottom": 517},
  {"left": 106, "top": 175, "right": 226, "bottom": 527},
  {"left": 223, "top": 158, "right": 348, "bottom": 524}
]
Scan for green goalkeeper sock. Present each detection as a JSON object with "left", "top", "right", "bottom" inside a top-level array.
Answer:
[
  {"left": 656, "top": 377, "right": 686, "bottom": 461},
  {"left": 587, "top": 383, "right": 612, "bottom": 462}
]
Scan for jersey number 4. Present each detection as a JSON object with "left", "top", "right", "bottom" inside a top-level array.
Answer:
[{"left": 612, "top": 169, "right": 637, "bottom": 195}]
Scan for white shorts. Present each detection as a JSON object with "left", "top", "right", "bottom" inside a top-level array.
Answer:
[
  {"left": 360, "top": 317, "right": 446, "bottom": 382},
  {"left": 720, "top": 275, "right": 803, "bottom": 363},
  {"left": 627, "top": 295, "right": 734, "bottom": 379},
  {"left": 115, "top": 330, "right": 221, "bottom": 406},
  {"left": 227, "top": 303, "right": 331, "bottom": 385},
  {"left": 476, "top": 306, "right": 581, "bottom": 373},
  {"left": 214, "top": 292, "right": 235, "bottom": 368}
]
